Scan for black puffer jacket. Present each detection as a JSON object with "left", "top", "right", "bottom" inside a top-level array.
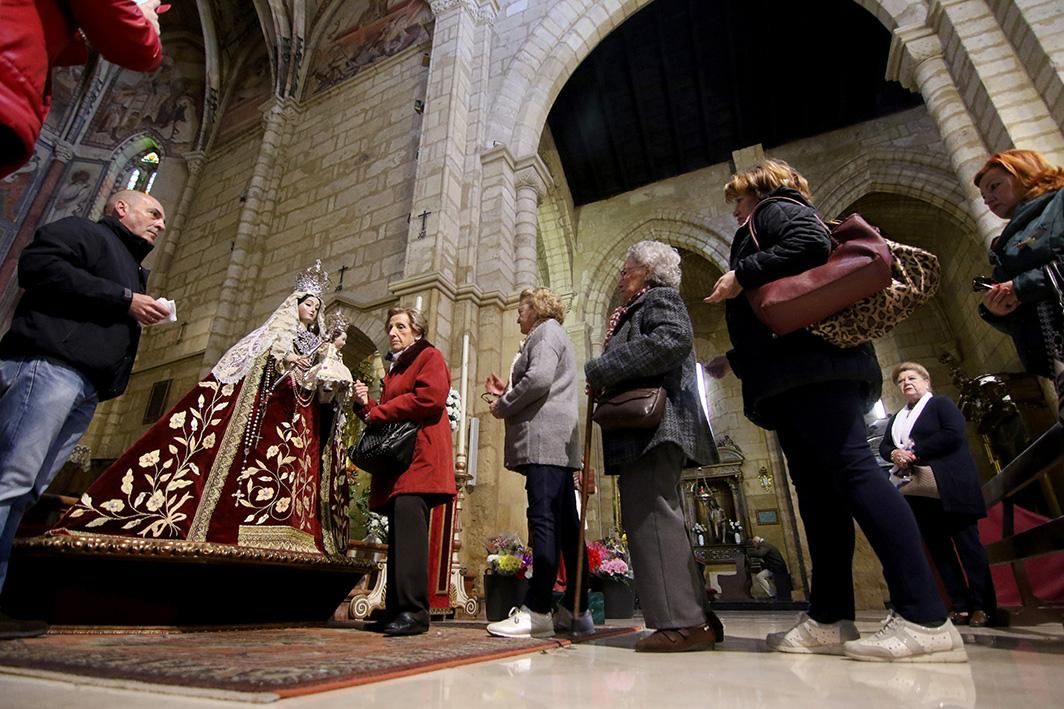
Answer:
[
  {"left": 724, "top": 187, "right": 882, "bottom": 429},
  {"left": 0, "top": 216, "right": 151, "bottom": 400}
]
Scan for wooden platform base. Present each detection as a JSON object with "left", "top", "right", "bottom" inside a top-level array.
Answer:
[{"left": 1, "top": 534, "right": 370, "bottom": 627}]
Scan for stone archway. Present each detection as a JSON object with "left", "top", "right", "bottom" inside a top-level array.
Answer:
[
  {"left": 486, "top": 0, "right": 918, "bottom": 159},
  {"left": 580, "top": 214, "right": 732, "bottom": 341}
]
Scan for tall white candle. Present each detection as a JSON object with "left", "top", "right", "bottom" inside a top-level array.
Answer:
[
  {"left": 457, "top": 332, "right": 470, "bottom": 455},
  {"left": 414, "top": 295, "right": 423, "bottom": 311}
]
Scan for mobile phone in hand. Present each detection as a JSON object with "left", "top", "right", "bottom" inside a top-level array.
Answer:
[{"left": 972, "top": 276, "right": 995, "bottom": 292}]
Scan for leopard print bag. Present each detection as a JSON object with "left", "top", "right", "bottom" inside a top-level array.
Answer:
[{"left": 808, "top": 239, "right": 940, "bottom": 348}]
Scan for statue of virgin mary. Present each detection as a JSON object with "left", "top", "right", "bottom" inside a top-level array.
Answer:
[{"left": 53, "top": 262, "right": 351, "bottom": 557}]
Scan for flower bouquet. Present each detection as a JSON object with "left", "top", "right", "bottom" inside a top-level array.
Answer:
[
  {"left": 729, "top": 519, "right": 744, "bottom": 544},
  {"left": 485, "top": 532, "right": 532, "bottom": 579},
  {"left": 587, "top": 534, "right": 633, "bottom": 584},
  {"left": 691, "top": 522, "right": 708, "bottom": 547},
  {"left": 587, "top": 533, "right": 635, "bottom": 618},
  {"left": 445, "top": 388, "right": 462, "bottom": 432},
  {"left": 484, "top": 532, "right": 532, "bottom": 621}
]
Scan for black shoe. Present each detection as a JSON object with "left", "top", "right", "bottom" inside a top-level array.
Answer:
[
  {"left": 0, "top": 612, "right": 49, "bottom": 640},
  {"left": 363, "top": 615, "right": 397, "bottom": 633},
  {"left": 382, "top": 610, "right": 430, "bottom": 636}
]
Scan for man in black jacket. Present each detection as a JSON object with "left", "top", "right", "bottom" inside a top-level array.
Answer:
[
  {"left": 0, "top": 190, "right": 169, "bottom": 638},
  {"left": 748, "top": 536, "right": 793, "bottom": 601}
]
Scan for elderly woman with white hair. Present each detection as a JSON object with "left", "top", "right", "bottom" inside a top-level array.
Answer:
[{"left": 585, "top": 240, "right": 720, "bottom": 653}]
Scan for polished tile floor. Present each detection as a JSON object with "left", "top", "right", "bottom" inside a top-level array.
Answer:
[{"left": 0, "top": 611, "right": 1061, "bottom": 708}]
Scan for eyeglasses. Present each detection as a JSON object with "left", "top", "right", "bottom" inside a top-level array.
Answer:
[{"left": 480, "top": 392, "right": 500, "bottom": 404}]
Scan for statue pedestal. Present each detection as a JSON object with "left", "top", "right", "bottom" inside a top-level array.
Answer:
[{"left": 2, "top": 534, "right": 370, "bottom": 627}]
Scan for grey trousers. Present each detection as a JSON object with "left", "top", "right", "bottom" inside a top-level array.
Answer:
[{"left": 617, "top": 443, "right": 707, "bottom": 629}]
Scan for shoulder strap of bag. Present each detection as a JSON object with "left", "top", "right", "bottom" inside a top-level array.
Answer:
[{"left": 746, "top": 196, "right": 829, "bottom": 251}]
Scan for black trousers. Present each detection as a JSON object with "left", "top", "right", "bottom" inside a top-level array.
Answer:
[
  {"left": 523, "top": 464, "right": 589, "bottom": 614},
  {"left": 384, "top": 494, "right": 432, "bottom": 617},
  {"left": 907, "top": 497, "right": 997, "bottom": 613},
  {"left": 767, "top": 381, "right": 946, "bottom": 625}
]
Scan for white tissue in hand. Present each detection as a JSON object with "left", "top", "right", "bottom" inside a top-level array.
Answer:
[{"left": 155, "top": 297, "right": 177, "bottom": 322}]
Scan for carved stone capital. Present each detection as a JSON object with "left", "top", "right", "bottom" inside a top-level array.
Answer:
[
  {"left": 886, "top": 24, "right": 943, "bottom": 91},
  {"left": 430, "top": 0, "right": 478, "bottom": 19},
  {"left": 514, "top": 154, "right": 553, "bottom": 198},
  {"left": 476, "top": 0, "right": 500, "bottom": 25}
]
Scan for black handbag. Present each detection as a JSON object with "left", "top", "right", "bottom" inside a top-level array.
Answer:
[
  {"left": 348, "top": 421, "right": 419, "bottom": 476},
  {"left": 592, "top": 386, "right": 666, "bottom": 430}
]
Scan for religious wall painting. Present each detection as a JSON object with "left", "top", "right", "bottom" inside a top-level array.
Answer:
[
  {"left": 0, "top": 142, "right": 52, "bottom": 234},
  {"left": 83, "top": 44, "right": 205, "bottom": 154},
  {"left": 309, "top": 0, "right": 433, "bottom": 96},
  {"left": 44, "top": 159, "right": 107, "bottom": 222},
  {"left": 44, "top": 65, "right": 85, "bottom": 133},
  {"left": 216, "top": 51, "right": 273, "bottom": 144}
]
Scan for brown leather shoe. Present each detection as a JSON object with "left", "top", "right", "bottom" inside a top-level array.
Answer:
[
  {"left": 968, "top": 610, "right": 990, "bottom": 627},
  {"left": 634, "top": 624, "right": 716, "bottom": 653}
]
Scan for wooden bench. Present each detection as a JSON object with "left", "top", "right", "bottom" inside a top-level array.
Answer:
[{"left": 982, "top": 423, "right": 1064, "bottom": 627}]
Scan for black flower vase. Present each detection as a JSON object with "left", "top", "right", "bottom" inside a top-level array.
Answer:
[
  {"left": 601, "top": 577, "right": 635, "bottom": 619},
  {"left": 484, "top": 573, "right": 528, "bottom": 622}
]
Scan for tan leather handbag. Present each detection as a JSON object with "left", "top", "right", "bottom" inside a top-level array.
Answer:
[{"left": 899, "top": 465, "right": 939, "bottom": 498}]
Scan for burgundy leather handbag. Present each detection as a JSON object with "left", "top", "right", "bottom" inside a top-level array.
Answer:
[{"left": 744, "top": 198, "right": 892, "bottom": 337}]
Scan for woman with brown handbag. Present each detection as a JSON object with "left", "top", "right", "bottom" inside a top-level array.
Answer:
[
  {"left": 883, "top": 362, "right": 995, "bottom": 628},
  {"left": 705, "top": 159, "right": 965, "bottom": 663},
  {"left": 585, "top": 240, "right": 721, "bottom": 653}
]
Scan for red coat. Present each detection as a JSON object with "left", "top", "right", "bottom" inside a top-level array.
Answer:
[
  {"left": 360, "top": 338, "right": 457, "bottom": 510},
  {"left": 0, "top": 0, "right": 163, "bottom": 178}
]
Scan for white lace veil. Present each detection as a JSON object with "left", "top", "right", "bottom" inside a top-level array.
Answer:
[{"left": 211, "top": 291, "right": 326, "bottom": 384}]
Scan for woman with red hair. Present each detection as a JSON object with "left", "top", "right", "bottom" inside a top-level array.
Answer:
[{"left": 974, "top": 150, "right": 1064, "bottom": 385}]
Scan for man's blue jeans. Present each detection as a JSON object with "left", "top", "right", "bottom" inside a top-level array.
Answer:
[{"left": 0, "top": 357, "right": 98, "bottom": 593}]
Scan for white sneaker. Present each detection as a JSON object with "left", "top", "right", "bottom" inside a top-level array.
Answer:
[
  {"left": 843, "top": 612, "right": 968, "bottom": 663},
  {"left": 487, "top": 606, "right": 554, "bottom": 639},
  {"left": 766, "top": 612, "right": 860, "bottom": 655},
  {"left": 553, "top": 605, "right": 594, "bottom": 635}
]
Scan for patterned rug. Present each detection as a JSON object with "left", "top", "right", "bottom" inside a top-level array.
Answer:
[{"left": 0, "top": 621, "right": 639, "bottom": 702}]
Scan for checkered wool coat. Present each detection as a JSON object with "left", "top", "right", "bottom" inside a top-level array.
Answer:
[{"left": 585, "top": 286, "right": 717, "bottom": 473}]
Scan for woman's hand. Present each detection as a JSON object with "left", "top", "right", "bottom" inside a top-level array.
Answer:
[
  {"left": 284, "top": 353, "right": 312, "bottom": 370},
  {"left": 488, "top": 398, "right": 503, "bottom": 419},
  {"left": 484, "top": 373, "right": 506, "bottom": 396},
  {"left": 890, "top": 448, "right": 917, "bottom": 470},
  {"left": 982, "top": 281, "right": 1019, "bottom": 316},
  {"left": 352, "top": 379, "right": 369, "bottom": 406},
  {"left": 704, "top": 354, "right": 732, "bottom": 379},
  {"left": 704, "top": 270, "right": 743, "bottom": 303}
]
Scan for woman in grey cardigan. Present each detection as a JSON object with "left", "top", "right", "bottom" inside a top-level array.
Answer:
[
  {"left": 484, "top": 287, "right": 590, "bottom": 639},
  {"left": 585, "top": 240, "right": 720, "bottom": 653}
]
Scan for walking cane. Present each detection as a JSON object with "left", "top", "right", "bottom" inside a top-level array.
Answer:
[{"left": 571, "top": 392, "right": 596, "bottom": 621}]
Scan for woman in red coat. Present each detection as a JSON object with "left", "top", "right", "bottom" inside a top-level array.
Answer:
[{"left": 353, "top": 307, "right": 456, "bottom": 636}]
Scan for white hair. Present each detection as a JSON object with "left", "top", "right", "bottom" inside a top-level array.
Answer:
[{"left": 627, "top": 240, "right": 682, "bottom": 289}]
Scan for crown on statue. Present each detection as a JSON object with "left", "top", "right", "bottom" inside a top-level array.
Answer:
[
  {"left": 325, "top": 311, "right": 349, "bottom": 335},
  {"left": 294, "top": 260, "right": 329, "bottom": 297}
]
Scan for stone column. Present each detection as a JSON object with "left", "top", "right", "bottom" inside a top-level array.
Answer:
[
  {"left": 201, "top": 98, "right": 292, "bottom": 372},
  {"left": 513, "top": 155, "right": 551, "bottom": 291},
  {"left": 929, "top": 0, "right": 1064, "bottom": 162},
  {"left": 402, "top": 0, "right": 481, "bottom": 286},
  {"left": 887, "top": 24, "right": 1001, "bottom": 246},
  {"left": 476, "top": 146, "right": 518, "bottom": 293},
  {"left": 149, "top": 151, "right": 205, "bottom": 294}
]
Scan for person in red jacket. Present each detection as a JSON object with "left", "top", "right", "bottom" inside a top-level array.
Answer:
[
  {"left": 0, "top": 0, "right": 164, "bottom": 178},
  {"left": 352, "top": 307, "right": 457, "bottom": 636}
]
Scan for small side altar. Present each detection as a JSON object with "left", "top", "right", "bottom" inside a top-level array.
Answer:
[{"left": 681, "top": 442, "right": 752, "bottom": 601}]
